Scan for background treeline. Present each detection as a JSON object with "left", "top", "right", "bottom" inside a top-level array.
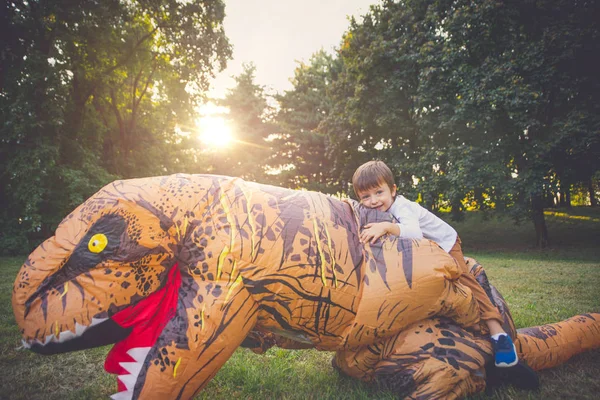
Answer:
[{"left": 1, "top": 0, "right": 599, "bottom": 254}]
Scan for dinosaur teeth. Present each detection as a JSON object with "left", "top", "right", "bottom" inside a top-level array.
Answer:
[
  {"left": 44, "top": 334, "right": 55, "bottom": 345},
  {"left": 127, "top": 347, "right": 151, "bottom": 363},
  {"left": 110, "top": 391, "right": 133, "bottom": 400},
  {"left": 26, "top": 322, "right": 87, "bottom": 347},
  {"left": 118, "top": 374, "right": 137, "bottom": 391},
  {"left": 59, "top": 330, "right": 76, "bottom": 343},
  {"left": 75, "top": 322, "right": 88, "bottom": 336},
  {"left": 111, "top": 347, "right": 151, "bottom": 400},
  {"left": 120, "top": 362, "right": 142, "bottom": 376},
  {"left": 91, "top": 317, "right": 108, "bottom": 327}
]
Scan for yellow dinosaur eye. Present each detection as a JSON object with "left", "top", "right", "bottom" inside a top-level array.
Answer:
[{"left": 88, "top": 233, "right": 108, "bottom": 253}]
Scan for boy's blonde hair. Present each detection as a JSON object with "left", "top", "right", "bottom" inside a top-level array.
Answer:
[{"left": 352, "top": 160, "right": 396, "bottom": 196}]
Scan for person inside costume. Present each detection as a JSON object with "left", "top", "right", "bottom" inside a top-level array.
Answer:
[{"left": 352, "top": 160, "right": 518, "bottom": 368}]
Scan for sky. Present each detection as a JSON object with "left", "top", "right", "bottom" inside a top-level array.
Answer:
[{"left": 208, "top": 0, "right": 376, "bottom": 98}]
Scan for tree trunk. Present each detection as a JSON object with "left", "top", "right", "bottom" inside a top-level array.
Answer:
[
  {"left": 450, "top": 196, "right": 464, "bottom": 222},
  {"left": 543, "top": 189, "right": 554, "bottom": 208},
  {"left": 426, "top": 193, "right": 436, "bottom": 212},
  {"left": 565, "top": 184, "right": 572, "bottom": 208},
  {"left": 589, "top": 179, "right": 597, "bottom": 207},
  {"left": 531, "top": 194, "right": 549, "bottom": 248},
  {"left": 559, "top": 189, "right": 566, "bottom": 207},
  {"left": 474, "top": 188, "right": 485, "bottom": 210}
]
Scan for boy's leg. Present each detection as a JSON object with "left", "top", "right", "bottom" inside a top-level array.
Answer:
[
  {"left": 449, "top": 237, "right": 505, "bottom": 324},
  {"left": 449, "top": 238, "right": 518, "bottom": 368},
  {"left": 457, "top": 271, "right": 505, "bottom": 326}
]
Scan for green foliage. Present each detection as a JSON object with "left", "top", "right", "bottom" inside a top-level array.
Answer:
[
  {"left": 1, "top": 0, "right": 231, "bottom": 252},
  {"left": 0, "top": 225, "right": 30, "bottom": 256},
  {"left": 418, "top": 0, "right": 600, "bottom": 244},
  {"left": 318, "top": 0, "right": 600, "bottom": 244},
  {"left": 2, "top": 0, "right": 598, "bottom": 250},
  {"left": 270, "top": 50, "right": 341, "bottom": 193},
  {"left": 321, "top": 1, "right": 430, "bottom": 197}
]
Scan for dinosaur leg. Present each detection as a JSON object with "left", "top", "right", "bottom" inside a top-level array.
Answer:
[
  {"left": 112, "top": 269, "right": 259, "bottom": 400},
  {"left": 335, "top": 318, "right": 491, "bottom": 399},
  {"left": 434, "top": 276, "right": 482, "bottom": 329},
  {"left": 466, "top": 258, "right": 517, "bottom": 337}
]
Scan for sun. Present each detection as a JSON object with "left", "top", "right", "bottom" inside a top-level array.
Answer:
[{"left": 198, "top": 116, "right": 233, "bottom": 148}]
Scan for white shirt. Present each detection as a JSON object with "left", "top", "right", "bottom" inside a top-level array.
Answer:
[{"left": 387, "top": 195, "right": 458, "bottom": 253}]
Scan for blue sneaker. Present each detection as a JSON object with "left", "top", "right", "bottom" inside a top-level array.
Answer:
[{"left": 492, "top": 334, "right": 518, "bottom": 367}]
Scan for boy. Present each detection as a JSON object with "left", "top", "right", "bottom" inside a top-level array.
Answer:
[{"left": 352, "top": 160, "right": 518, "bottom": 368}]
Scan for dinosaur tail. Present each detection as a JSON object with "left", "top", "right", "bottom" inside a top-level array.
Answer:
[{"left": 516, "top": 313, "right": 600, "bottom": 371}]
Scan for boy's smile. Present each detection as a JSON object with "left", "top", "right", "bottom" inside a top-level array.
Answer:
[{"left": 357, "top": 183, "right": 397, "bottom": 212}]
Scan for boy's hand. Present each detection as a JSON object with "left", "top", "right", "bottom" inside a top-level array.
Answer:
[{"left": 360, "top": 222, "right": 394, "bottom": 244}]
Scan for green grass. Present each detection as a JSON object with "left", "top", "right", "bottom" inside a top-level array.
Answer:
[{"left": 1, "top": 207, "right": 599, "bottom": 399}]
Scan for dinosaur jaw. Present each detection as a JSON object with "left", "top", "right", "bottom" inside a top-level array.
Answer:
[
  {"left": 25, "top": 317, "right": 132, "bottom": 354},
  {"left": 23, "top": 264, "right": 182, "bottom": 400}
]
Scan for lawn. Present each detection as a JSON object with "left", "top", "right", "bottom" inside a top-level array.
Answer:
[{"left": 1, "top": 208, "right": 599, "bottom": 399}]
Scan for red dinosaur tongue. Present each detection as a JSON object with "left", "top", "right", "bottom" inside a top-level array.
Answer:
[{"left": 104, "top": 265, "right": 181, "bottom": 392}]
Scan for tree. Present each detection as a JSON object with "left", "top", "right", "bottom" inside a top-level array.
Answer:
[
  {"left": 0, "top": 0, "right": 231, "bottom": 254},
  {"left": 419, "top": 0, "right": 600, "bottom": 246},
  {"left": 320, "top": 0, "right": 600, "bottom": 245},
  {"left": 210, "top": 63, "right": 275, "bottom": 182},
  {"left": 321, "top": 1, "right": 440, "bottom": 201},
  {"left": 270, "top": 50, "right": 341, "bottom": 192}
]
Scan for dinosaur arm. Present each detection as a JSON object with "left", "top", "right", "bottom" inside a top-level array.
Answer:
[
  {"left": 242, "top": 329, "right": 316, "bottom": 354},
  {"left": 129, "top": 271, "right": 259, "bottom": 400}
]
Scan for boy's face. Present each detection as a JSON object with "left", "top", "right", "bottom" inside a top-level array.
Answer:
[{"left": 357, "top": 183, "right": 397, "bottom": 212}]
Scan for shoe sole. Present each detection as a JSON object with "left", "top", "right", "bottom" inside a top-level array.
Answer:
[{"left": 495, "top": 358, "right": 519, "bottom": 367}]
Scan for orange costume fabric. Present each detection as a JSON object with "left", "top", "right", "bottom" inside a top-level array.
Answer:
[
  {"left": 449, "top": 237, "right": 504, "bottom": 325},
  {"left": 12, "top": 174, "right": 600, "bottom": 400}
]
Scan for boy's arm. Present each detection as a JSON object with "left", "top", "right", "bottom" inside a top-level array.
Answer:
[
  {"left": 360, "top": 222, "right": 400, "bottom": 244},
  {"left": 394, "top": 201, "right": 423, "bottom": 239}
]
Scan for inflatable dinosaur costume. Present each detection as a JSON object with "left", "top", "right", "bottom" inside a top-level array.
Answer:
[{"left": 12, "top": 174, "right": 600, "bottom": 399}]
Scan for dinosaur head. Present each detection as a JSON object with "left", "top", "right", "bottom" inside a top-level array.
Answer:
[
  {"left": 12, "top": 177, "right": 180, "bottom": 354},
  {"left": 13, "top": 174, "right": 265, "bottom": 398}
]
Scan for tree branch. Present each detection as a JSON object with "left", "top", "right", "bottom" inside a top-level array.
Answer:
[
  {"left": 109, "top": 88, "right": 126, "bottom": 152},
  {"left": 129, "top": 57, "right": 158, "bottom": 133}
]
